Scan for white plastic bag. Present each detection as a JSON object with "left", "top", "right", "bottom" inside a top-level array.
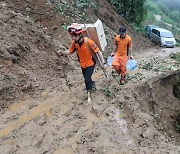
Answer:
[
  {"left": 107, "top": 56, "right": 114, "bottom": 66},
  {"left": 126, "top": 59, "right": 138, "bottom": 70}
]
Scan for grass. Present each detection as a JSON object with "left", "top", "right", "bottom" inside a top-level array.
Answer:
[
  {"left": 141, "top": 56, "right": 179, "bottom": 72},
  {"left": 170, "top": 53, "right": 180, "bottom": 62},
  {"left": 100, "top": 86, "right": 118, "bottom": 99},
  {"left": 54, "top": 0, "right": 96, "bottom": 22}
]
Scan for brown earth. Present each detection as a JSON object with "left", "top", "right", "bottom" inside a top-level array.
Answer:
[{"left": 0, "top": 0, "right": 180, "bottom": 154}]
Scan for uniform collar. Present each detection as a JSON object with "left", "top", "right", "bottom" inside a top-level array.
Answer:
[{"left": 119, "top": 34, "right": 126, "bottom": 39}]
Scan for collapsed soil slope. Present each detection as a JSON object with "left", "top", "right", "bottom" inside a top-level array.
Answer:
[{"left": 0, "top": 0, "right": 151, "bottom": 109}]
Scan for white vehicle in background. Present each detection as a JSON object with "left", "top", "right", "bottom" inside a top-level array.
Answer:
[
  {"left": 145, "top": 25, "right": 159, "bottom": 39},
  {"left": 150, "top": 28, "right": 176, "bottom": 47}
]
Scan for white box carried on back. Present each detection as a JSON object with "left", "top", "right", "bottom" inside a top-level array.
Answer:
[{"left": 80, "top": 19, "right": 107, "bottom": 52}]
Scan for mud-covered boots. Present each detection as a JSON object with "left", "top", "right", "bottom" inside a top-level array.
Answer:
[
  {"left": 120, "top": 75, "right": 126, "bottom": 85},
  {"left": 87, "top": 90, "right": 92, "bottom": 102}
]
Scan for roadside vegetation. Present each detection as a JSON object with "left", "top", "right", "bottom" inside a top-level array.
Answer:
[
  {"left": 55, "top": 0, "right": 96, "bottom": 19},
  {"left": 108, "top": 0, "right": 147, "bottom": 31},
  {"left": 108, "top": 0, "right": 180, "bottom": 46},
  {"left": 144, "top": 0, "right": 180, "bottom": 45}
]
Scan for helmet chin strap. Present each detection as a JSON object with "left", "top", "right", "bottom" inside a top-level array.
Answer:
[{"left": 75, "top": 35, "right": 83, "bottom": 43}]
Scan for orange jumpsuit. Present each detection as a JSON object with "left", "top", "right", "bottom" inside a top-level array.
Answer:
[
  {"left": 69, "top": 38, "right": 99, "bottom": 68},
  {"left": 112, "top": 34, "right": 132, "bottom": 77},
  {"left": 69, "top": 37, "right": 99, "bottom": 91}
]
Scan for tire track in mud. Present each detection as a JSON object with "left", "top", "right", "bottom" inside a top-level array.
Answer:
[
  {"left": 0, "top": 69, "right": 106, "bottom": 138},
  {"left": 0, "top": 95, "right": 61, "bottom": 137},
  {"left": 0, "top": 65, "right": 134, "bottom": 153}
]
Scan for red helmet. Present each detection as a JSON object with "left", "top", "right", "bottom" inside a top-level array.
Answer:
[{"left": 67, "top": 23, "right": 83, "bottom": 35}]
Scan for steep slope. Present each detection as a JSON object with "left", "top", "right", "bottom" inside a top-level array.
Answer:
[
  {"left": 0, "top": 3, "right": 64, "bottom": 109},
  {"left": 0, "top": 0, "right": 151, "bottom": 108}
]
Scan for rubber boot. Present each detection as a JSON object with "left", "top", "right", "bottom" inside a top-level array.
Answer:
[
  {"left": 120, "top": 75, "right": 126, "bottom": 85},
  {"left": 87, "top": 90, "right": 92, "bottom": 102}
]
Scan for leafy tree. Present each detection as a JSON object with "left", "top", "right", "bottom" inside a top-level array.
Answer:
[
  {"left": 109, "top": 0, "right": 147, "bottom": 26},
  {"left": 169, "top": 10, "right": 180, "bottom": 22},
  {"left": 145, "top": 0, "right": 161, "bottom": 14},
  {"left": 128, "top": 0, "right": 147, "bottom": 25},
  {"left": 158, "top": 4, "right": 170, "bottom": 15}
]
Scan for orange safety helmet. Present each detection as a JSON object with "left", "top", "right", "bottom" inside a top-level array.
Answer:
[{"left": 67, "top": 23, "right": 83, "bottom": 35}]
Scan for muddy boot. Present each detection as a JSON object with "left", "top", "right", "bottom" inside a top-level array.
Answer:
[
  {"left": 87, "top": 90, "right": 92, "bottom": 102},
  {"left": 92, "top": 81, "right": 96, "bottom": 91},
  {"left": 120, "top": 75, "right": 126, "bottom": 85}
]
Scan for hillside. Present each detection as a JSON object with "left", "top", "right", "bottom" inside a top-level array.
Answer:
[
  {"left": 0, "top": 0, "right": 180, "bottom": 154},
  {"left": 0, "top": 0, "right": 152, "bottom": 108}
]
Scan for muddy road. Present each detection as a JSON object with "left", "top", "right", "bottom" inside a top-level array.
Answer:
[{"left": 0, "top": 47, "right": 179, "bottom": 154}]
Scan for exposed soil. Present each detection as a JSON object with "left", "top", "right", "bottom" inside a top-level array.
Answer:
[{"left": 0, "top": 0, "right": 180, "bottom": 154}]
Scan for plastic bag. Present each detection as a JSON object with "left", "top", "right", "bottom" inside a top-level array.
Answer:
[
  {"left": 126, "top": 59, "right": 138, "bottom": 71},
  {"left": 107, "top": 56, "right": 114, "bottom": 66}
]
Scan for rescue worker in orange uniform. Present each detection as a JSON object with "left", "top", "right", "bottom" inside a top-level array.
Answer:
[
  {"left": 57, "top": 23, "right": 106, "bottom": 102},
  {"left": 111, "top": 26, "right": 133, "bottom": 84}
]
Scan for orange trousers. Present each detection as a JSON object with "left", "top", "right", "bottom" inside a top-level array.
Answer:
[{"left": 112, "top": 55, "right": 128, "bottom": 77}]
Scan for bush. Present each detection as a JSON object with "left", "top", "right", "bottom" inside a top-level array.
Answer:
[
  {"left": 145, "top": 0, "right": 161, "bottom": 14},
  {"left": 76, "top": 0, "right": 95, "bottom": 9}
]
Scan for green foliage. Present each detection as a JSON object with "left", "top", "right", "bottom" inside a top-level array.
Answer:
[
  {"left": 55, "top": 2, "right": 86, "bottom": 20},
  {"left": 108, "top": 0, "right": 147, "bottom": 27},
  {"left": 141, "top": 57, "right": 179, "bottom": 72},
  {"left": 61, "top": 23, "right": 68, "bottom": 30},
  {"left": 129, "top": 0, "right": 147, "bottom": 26},
  {"left": 129, "top": 23, "right": 145, "bottom": 33},
  {"left": 54, "top": 0, "right": 96, "bottom": 22},
  {"left": 145, "top": 0, "right": 161, "bottom": 14},
  {"left": 100, "top": 86, "right": 118, "bottom": 99},
  {"left": 170, "top": 53, "right": 180, "bottom": 62},
  {"left": 25, "top": 7, "right": 31, "bottom": 16},
  {"left": 141, "top": 62, "right": 154, "bottom": 71},
  {"left": 76, "top": 0, "right": 96, "bottom": 9},
  {"left": 169, "top": 10, "right": 180, "bottom": 22},
  {"left": 158, "top": 3, "right": 170, "bottom": 14},
  {"left": 55, "top": 3, "right": 74, "bottom": 17},
  {"left": 175, "top": 39, "right": 180, "bottom": 47}
]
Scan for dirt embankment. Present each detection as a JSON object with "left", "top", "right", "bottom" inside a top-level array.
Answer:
[
  {"left": 0, "top": 0, "right": 152, "bottom": 109},
  {"left": 0, "top": 1, "right": 69, "bottom": 109}
]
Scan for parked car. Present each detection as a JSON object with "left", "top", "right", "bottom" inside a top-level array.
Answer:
[
  {"left": 145, "top": 25, "right": 159, "bottom": 39},
  {"left": 150, "top": 28, "right": 176, "bottom": 47}
]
